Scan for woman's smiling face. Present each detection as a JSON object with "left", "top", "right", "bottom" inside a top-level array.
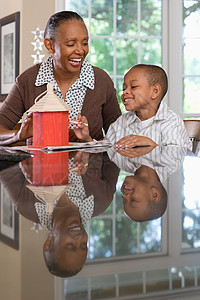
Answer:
[{"left": 51, "top": 19, "right": 89, "bottom": 75}]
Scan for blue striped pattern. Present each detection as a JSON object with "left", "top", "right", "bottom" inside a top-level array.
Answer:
[
  {"left": 107, "top": 145, "right": 187, "bottom": 183},
  {"left": 105, "top": 101, "right": 191, "bottom": 149}
]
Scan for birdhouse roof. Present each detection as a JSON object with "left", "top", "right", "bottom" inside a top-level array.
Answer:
[{"left": 28, "top": 82, "right": 73, "bottom": 112}]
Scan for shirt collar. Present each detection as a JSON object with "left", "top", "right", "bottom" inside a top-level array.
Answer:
[
  {"left": 126, "top": 100, "right": 169, "bottom": 126},
  {"left": 35, "top": 56, "right": 54, "bottom": 86},
  {"left": 77, "top": 59, "right": 94, "bottom": 90},
  {"left": 35, "top": 57, "right": 94, "bottom": 90},
  {"left": 154, "top": 101, "right": 169, "bottom": 121}
]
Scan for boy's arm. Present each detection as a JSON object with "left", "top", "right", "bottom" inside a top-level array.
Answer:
[
  {"left": 115, "top": 134, "right": 158, "bottom": 149},
  {"left": 161, "top": 122, "right": 192, "bottom": 149}
]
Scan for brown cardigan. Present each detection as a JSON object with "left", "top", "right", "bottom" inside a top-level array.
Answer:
[{"left": 0, "top": 64, "right": 121, "bottom": 140}]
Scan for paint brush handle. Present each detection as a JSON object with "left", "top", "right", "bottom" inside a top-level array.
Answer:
[{"left": 69, "top": 120, "right": 88, "bottom": 127}]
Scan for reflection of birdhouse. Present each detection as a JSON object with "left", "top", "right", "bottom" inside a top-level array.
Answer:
[
  {"left": 28, "top": 83, "right": 72, "bottom": 148},
  {"left": 32, "top": 151, "right": 69, "bottom": 185},
  {"left": 26, "top": 184, "right": 72, "bottom": 213}
]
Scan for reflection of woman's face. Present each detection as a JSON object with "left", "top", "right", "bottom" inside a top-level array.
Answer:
[
  {"left": 52, "top": 203, "right": 88, "bottom": 270},
  {"left": 52, "top": 20, "right": 89, "bottom": 75}
]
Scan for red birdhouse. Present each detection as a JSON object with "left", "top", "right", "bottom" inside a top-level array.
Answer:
[{"left": 28, "top": 83, "right": 72, "bottom": 148}]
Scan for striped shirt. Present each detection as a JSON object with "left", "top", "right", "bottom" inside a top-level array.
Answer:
[
  {"left": 105, "top": 101, "right": 191, "bottom": 149},
  {"left": 107, "top": 145, "right": 187, "bottom": 183}
]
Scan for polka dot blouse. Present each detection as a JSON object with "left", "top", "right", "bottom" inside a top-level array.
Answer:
[{"left": 35, "top": 56, "right": 95, "bottom": 129}]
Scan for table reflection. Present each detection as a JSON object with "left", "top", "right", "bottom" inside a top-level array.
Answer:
[
  {"left": 0, "top": 145, "right": 200, "bottom": 300},
  {"left": 0, "top": 150, "right": 119, "bottom": 278}
]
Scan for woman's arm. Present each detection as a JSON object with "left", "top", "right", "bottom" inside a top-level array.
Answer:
[
  {"left": 0, "top": 124, "right": 19, "bottom": 145},
  {"left": 0, "top": 113, "right": 33, "bottom": 146}
]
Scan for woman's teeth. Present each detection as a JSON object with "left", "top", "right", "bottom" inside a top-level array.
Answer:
[
  {"left": 69, "top": 58, "right": 82, "bottom": 63},
  {"left": 68, "top": 225, "right": 81, "bottom": 231},
  {"left": 70, "top": 226, "right": 81, "bottom": 231}
]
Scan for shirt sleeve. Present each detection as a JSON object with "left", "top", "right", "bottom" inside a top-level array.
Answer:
[
  {"left": 105, "top": 121, "right": 118, "bottom": 144},
  {"left": 160, "top": 120, "right": 192, "bottom": 149}
]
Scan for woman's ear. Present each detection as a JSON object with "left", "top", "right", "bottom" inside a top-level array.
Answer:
[
  {"left": 151, "top": 83, "right": 161, "bottom": 100},
  {"left": 44, "top": 38, "right": 54, "bottom": 54},
  {"left": 43, "top": 233, "right": 53, "bottom": 251}
]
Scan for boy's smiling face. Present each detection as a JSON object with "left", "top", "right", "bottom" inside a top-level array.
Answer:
[{"left": 121, "top": 67, "right": 155, "bottom": 117}]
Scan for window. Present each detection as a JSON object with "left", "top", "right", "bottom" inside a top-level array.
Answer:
[
  {"left": 86, "top": 170, "right": 163, "bottom": 262},
  {"left": 56, "top": 0, "right": 200, "bottom": 118},
  {"left": 54, "top": 1, "right": 200, "bottom": 298},
  {"left": 183, "top": 0, "right": 200, "bottom": 117},
  {"left": 62, "top": 0, "right": 166, "bottom": 263},
  {"left": 182, "top": 155, "right": 200, "bottom": 251},
  {"left": 64, "top": 0, "right": 163, "bottom": 113}
]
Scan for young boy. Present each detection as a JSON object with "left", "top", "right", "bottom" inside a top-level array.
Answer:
[
  {"left": 121, "top": 165, "right": 167, "bottom": 222},
  {"left": 73, "top": 64, "right": 191, "bottom": 149}
]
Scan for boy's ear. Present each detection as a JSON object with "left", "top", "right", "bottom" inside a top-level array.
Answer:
[
  {"left": 150, "top": 186, "right": 161, "bottom": 203},
  {"left": 151, "top": 84, "right": 161, "bottom": 100},
  {"left": 44, "top": 38, "right": 55, "bottom": 54}
]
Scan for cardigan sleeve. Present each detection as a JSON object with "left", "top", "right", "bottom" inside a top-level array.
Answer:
[{"left": 0, "top": 64, "right": 46, "bottom": 129}]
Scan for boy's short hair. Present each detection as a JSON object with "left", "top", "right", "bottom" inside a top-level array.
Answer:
[{"left": 134, "top": 64, "right": 168, "bottom": 99}]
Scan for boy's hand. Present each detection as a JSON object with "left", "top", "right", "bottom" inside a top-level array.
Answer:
[
  {"left": 115, "top": 134, "right": 158, "bottom": 149},
  {"left": 73, "top": 114, "right": 93, "bottom": 142},
  {"left": 117, "top": 145, "right": 156, "bottom": 158}
]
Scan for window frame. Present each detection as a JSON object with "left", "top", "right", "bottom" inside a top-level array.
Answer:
[{"left": 53, "top": 1, "right": 200, "bottom": 299}]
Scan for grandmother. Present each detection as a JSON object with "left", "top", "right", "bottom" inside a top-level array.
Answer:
[{"left": 0, "top": 11, "right": 121, "bottom": 145}]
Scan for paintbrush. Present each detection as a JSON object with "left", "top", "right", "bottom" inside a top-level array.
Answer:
[{"left": 69, "top": 120, "right": 88, "bottom": 127}]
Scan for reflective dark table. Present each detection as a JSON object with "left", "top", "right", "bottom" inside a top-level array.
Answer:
[{"left": 0, "top": 145, "right": 200, "bottom": 300}]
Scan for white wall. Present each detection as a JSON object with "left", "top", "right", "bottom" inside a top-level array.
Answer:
[
  {"left": 0, "top": 0, "right": 55, "bottom": 72},
  {"left": 0, "top": 1, "right": 55, "bottom": 298}
]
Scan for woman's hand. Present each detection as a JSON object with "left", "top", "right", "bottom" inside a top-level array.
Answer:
[
  {"left": 19, "top": 157, "right": 33, "bottom": 183},
  {"left": 0, "top": 124, "right": 19, "bottom": 146},
  {"left": 115, "top": 135, "right": 158, "bottom": 149},
  {"left": 73, "top": 114, "right": 93, "bottom": 142},
  {"left": 17, "top": 112, "right": 33, "bottom": 141},
  {"left": 0, "top": 113, "right": 33, "bottom": 146},
  {"left": 70, "top": 151, "right": 89, "bottom": 176}
]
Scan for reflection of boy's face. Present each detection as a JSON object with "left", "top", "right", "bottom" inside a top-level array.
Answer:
[
  {"left": 121, "top": 175, "right": 153, "bottom": 221},
  {"left": 121, "top": 67, "right": 153, "bottom": 113}
]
